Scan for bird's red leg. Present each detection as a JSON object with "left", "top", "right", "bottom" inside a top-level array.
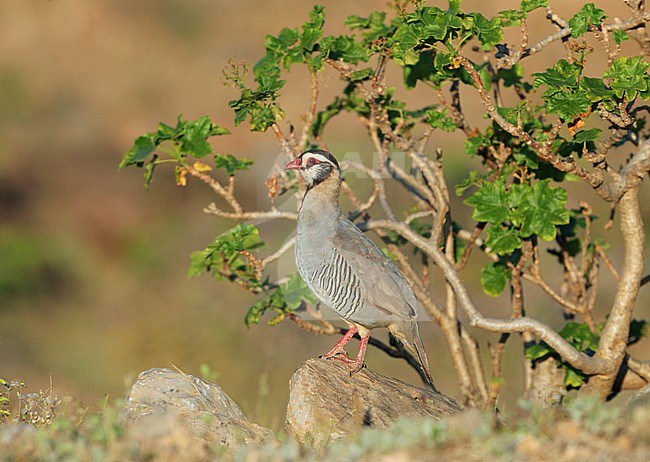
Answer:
[
  {"left": 320, "top": 326, "right": 357, "bottom": 361},
  {"left": 348, "top": 334, "right": 370, "bottom": 375}
]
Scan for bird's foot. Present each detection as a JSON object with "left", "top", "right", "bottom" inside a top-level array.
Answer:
[
  {"left": 348, "top": 361, "right": 367, "bottom": 377},
  {"left": 319, "top": 351, "right": 366, "bottom": 375},
  {"left": 319, "top": 349, "right": 354, "bottom": 363}
]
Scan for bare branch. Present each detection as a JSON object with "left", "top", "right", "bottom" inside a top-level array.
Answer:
[
  {"left": 261, "top": 236, "right": 296, "bottom": 266},
  {"left": 204, "top": 203, "right": 298, "bottom": 221},
  {"left": 545, "top": 7, "right": 568, "bottom": 29},
  {"left": 460, "top": 329, "right": 489, "bottom": 405},
  {"left": 299, "top": 71, "right": 320, "bottom": 151},
  {"left": 271, "top": 123, "right": 298, "bottom": 159},
  {"left": 487, "top": 333, "right": 509, "bottom": 408},
  {"left": 186, "top": 166, "right": 244, "bottom": 214},
  {"left": 366, "top": 219, "right": 614, "bottom": 375}
]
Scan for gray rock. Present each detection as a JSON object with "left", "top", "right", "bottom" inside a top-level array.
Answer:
[
  {"left": 120, "top": 368, "right": 271, "bottom": 448},
  {"left": 286, "top": 358, "right": 461, "bottom": 447},
  {"left": 0, "top": 422, "right": 37, "bottom": 446}
]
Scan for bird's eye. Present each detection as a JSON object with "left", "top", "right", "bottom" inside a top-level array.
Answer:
[{"left": 305, "top": 157, "right": 322, "bottom": 167}]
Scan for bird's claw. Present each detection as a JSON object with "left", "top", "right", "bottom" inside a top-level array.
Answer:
[
  {"left": 349, "top": 362, "right": 367, "bottom": 377},
  {"left": 320, "top": 350, "right": 349, "bottom": 361}
]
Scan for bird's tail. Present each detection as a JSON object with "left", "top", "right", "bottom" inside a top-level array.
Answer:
[{"left": 389, "top": 322, "right": 436, "bottom": 391}]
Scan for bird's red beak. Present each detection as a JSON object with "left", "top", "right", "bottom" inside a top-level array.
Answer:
[{"left": 285, "top": 157, "right": 302, "bottom": 171}]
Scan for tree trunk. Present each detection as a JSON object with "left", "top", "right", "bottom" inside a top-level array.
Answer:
[{"left": 582, "top": 187, "right": 646, "bottom": 398}]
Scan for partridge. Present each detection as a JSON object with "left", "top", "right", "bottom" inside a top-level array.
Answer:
[{"left": 286, "top": 149, "right": 433, "bottom": 385}]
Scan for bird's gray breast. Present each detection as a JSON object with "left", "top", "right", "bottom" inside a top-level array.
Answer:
[
  {"left": 295, "top": 201, "right": 419, "bottom": 328},
  {"left": 295, "top": 208, "right": 364, "bottom": 320}
]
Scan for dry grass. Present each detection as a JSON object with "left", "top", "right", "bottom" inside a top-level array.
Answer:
[{"left": 0, "top": 386, "right": 648, "bottom": 462}]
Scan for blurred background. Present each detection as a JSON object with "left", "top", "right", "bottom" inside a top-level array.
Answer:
[{"left": 1, "top": 0, "right": 648, "bottom": 429}]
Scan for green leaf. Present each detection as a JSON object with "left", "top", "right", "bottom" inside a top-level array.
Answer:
[
  {"left": 568, "top": 3, "right": 606, "bottom": 38},
  {"left": 481, "top": 262, "right": 511, "bottom": 297},
  {"left": 471, "top": 13, "right": 504, "bottom": 49},
  {"left": 301, "top": 4, "right": 325, "bottom": 51},
  {"left": 321, "top": 34, "right": 369, "bottom": 63},
  {"left": 525, "top": 343, "right": 552, "bottom": 361},
  {"left": 345, "top": 11, "right": 392, "bottom": 45},
  {"left": 349, "top": 68, "right": 374, "bottom": 81},
  {"left": 188, "top": 249, "right": 211, "bottom": 278},
  {"left": 391, "top": 24, "right": 422, "bottom": 64},
  {"left": 485, "top": 226, "right": 522, "bottom": 255},
  {"left": 612, "top": 29, "right": 629, "bottom": 44},
  {"left": 506, "top": 183, "right": 529, "bottom": 227},
  {"left": 465, "top": 181, "right": 509, "bottom": 224},
  {"left": 281, "top": 273, "right": 317, "bottom": 310},
  {"left": 214, "top": 154, "right": 253, "bottom": 174},
  {"left": 573, "top": 128, "right": 601, "bottom": 143},
  {"left": 143, "top": 159, "right": 157, "bottom": 190},
  {"left": 464, "top": 132, "right": 484, "bottom": 157},
  {"left": 521, "top": 0, "right": 548, "bottom": 14},
  {"left": 520, "top": 180, "right": 570, "bottom": 241},
  {"left": 559, "top": 321, "right": 599, "bottom": 351},
  {"left": 178, "top": 116, "right": 222, "bottom": 157},
  {"left": 278, "top": 27, "right": 300, "bottom": 48},
  {"left": 455, "top": 170, "right": 481, "bottom": 196},
  {"left": 188, "top": 224, "right": 265, "bottom": 281},
  {"left": 533, "top": 59, "right": 582, "bottom": 89},
  {"left": 545, "top": 88, "right": 591, "bottom": 120},
  {"left": 581, "top": 77, "right": 615, "bottom": 102},
  {"left": 245, "top": 297, "right": 271, "bottom": 327},
  {"left": 425, "top": 108, "right": 457, "bottom": 132},
  {"left": 244, "top": 274, "right": 313, "bottom": 327},
  {"left": 420, "top": 7, "right": 452, "bottom": 40},
  {"left": 453, "top": 233, "right": 467, "bottom": 263},
  {"left": 120, "top": 134, "right": 157, "bottom": 168},
  {"left": 499, "top": 9, "right": 524, "bottom": 26},
  {"left": 564, "top": 366, "right": 587, "bottom": 388},
  {"left": 604, "top": 56, "right": 650, "bottom": 101},
  {"left": 498, "top": 63, "right": 526, "bottom": 88}
]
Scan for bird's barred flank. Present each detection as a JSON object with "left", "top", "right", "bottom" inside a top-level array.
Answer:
[{"left": 312, "top": 253, "right": 363, "bottom": 319}]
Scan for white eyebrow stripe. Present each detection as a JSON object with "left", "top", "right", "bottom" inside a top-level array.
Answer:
[{"left": 303, "top": 153, "right": 332, "bottom": 164}]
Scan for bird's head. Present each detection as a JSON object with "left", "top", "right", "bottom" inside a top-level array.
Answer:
[{"left": 285, "top": 149, "right": 340, "bottom": 189}]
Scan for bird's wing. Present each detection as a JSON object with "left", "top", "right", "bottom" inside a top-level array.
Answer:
[{"left": 333, "top": 218, "right": 419, "bottom": 321}]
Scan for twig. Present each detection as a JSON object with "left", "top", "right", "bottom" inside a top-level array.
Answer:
[
  {"left": 186, "top": 166, "right": 243, "bottom": 214},
  {"left": 271, "top": 123, "right": 298, "bottom": 159},
  {"left": 299, "top": 71, "right": 320, "bottom": 151},
  {"left": 498, "top": 16, "right": 645, "bottom": 67},
  {"left": 460, "top": 329, "right": 489, "bottom": 405},
  {"left": 456, "top": 224, "right": 486, "bottom": 270},
  {"left": 261, "top": 236, "right": 296, "bottom": 266},
  {"left": 204, "top": 203, "right": 297, "bottom": 221},
  {"left": 487, "top": 333, "right": 509, "bottom": 408}
]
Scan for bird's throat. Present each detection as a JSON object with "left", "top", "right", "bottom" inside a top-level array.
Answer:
[{"left": 300, "top": 174, "right": 342, "bottom": 216}]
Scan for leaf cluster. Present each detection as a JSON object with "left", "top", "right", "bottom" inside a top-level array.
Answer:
[
  {"left": 189, "top": 225, "right": 316, "bottom": 327},
  {"left": 462, "top": 178, "right": 569, "bottom": 296},
  {"left": 525, "top": 320, "right": 647, "bottom": 388},
  {"left": 120, "top": 115, "right": 231, "bottom": 188}
]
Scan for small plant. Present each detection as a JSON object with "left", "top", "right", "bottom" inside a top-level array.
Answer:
[{"left": 0, "top": 376, "right": 60, "bottom": 427}]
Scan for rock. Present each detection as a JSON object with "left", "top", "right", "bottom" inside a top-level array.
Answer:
[
  {"left": 120, "top": 368, "right": 272, "bottom": 449},
  {"left": 286, "top": 358, "right": 461, "bottom": 447},
  {"left": 0, "top": 422, "right": 37, "bottom": 446}
]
